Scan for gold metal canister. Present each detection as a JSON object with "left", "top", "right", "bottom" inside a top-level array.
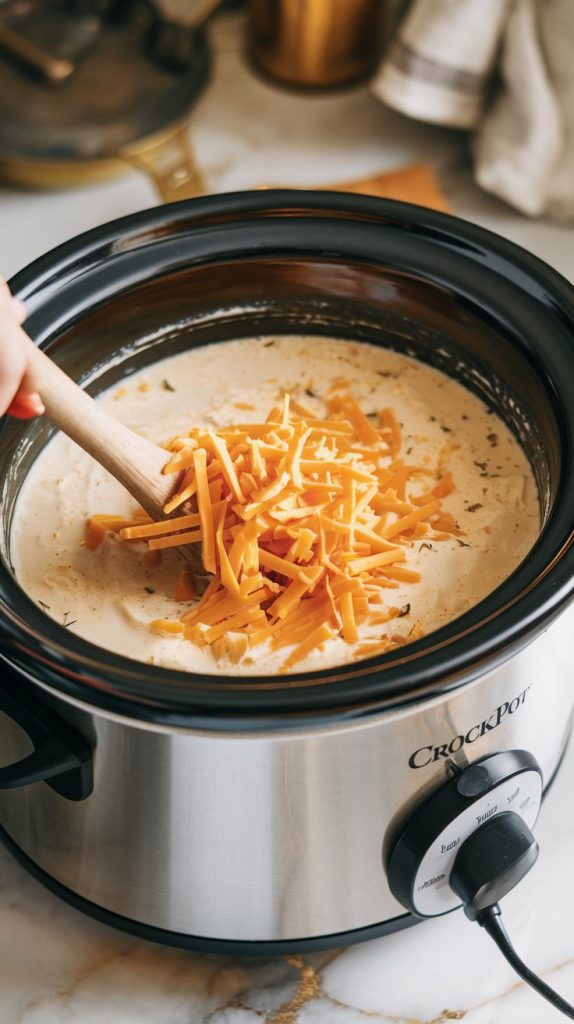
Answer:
[{"left": 249, "top": 0, "right": 384, "bottom": 90}]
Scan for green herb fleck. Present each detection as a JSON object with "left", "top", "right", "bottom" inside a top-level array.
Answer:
[{"left": 162, "top": 380, "right": 176, "bottom": 392}]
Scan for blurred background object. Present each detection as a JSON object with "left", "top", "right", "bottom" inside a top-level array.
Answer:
[
  {"left": 324, "top": 163, "right": 450, "bottom": 211},
  {"left": 1, "top": 0, "right": 568, "bottom": 234},
  {"left": 373, "top": 0, "right": 510, "bottom": 129},
  {"left": 0, "top": 0, "right": 240, "bottom": 200},
  {"left": 249, "top": 0, "right": 386, "bottom": 90},
  {"left": 0, "top": 8, "right": 100, "bottom": 84},
  {"left": 151, "top": 0, "right": 233, "bottom": 71},
  {"left": 373, "top": 0, "right": 574, "bottom": 223}
]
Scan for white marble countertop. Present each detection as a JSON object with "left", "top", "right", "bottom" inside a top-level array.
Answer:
[{"left": 1, "top": 13, "right": 574, "bottom": 1024}]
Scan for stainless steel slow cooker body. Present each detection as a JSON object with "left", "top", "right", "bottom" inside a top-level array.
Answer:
[{"left": 1, "top": 192, "right": 574, "bottom": 952}]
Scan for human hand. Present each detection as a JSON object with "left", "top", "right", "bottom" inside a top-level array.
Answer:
[{"left": 0, "top": 278, "right": 45, "bottom": 419}]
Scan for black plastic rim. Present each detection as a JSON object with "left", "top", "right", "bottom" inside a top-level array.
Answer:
[{"left": 2, "top": 191, "right": 574, "bottom": 730}]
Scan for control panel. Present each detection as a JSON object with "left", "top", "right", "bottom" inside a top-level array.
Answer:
[{"left": 387, "top": 750, "right": 542, "bottom": 917}]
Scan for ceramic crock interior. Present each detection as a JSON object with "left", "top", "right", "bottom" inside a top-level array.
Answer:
[{"left": 1, "top": 194, "right": 573, "bottom": 724}]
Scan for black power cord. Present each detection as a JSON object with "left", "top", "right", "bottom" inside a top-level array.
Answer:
[
  {"left": 477, "top": 905, "right": 574, "bottom": 1020},
  {"left": 450, "top": 810, "right": 574, "bottom": 1020}
]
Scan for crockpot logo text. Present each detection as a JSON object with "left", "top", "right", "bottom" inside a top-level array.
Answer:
[{"left": 408, "top": 687, "right": 530, "bottom": 769}]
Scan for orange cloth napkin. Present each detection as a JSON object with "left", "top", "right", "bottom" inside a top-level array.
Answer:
[{"left": 326, "top": 163, "right": 450, "bottom": 213}]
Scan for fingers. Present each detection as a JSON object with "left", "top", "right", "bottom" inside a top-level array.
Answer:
[
  {"left": 0, "top": 277, "right": 45, "bottom": 419},
  {"left": 7, "top": 392, "right": 46, "bottom": 419},
  {"left": 11, "top": 297, "right": 27, "bottom": 325},
  {"left": 0, "top": 299, "right": 27, "bottom": 413}
]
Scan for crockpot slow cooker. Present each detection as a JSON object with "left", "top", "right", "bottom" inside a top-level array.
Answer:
[{"left": 1, "top": 192, "right": 574, "bottom": 954}]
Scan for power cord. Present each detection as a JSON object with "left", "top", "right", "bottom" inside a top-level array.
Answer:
[
  {"left": 450, "top": 809, "right": 574, "bottom": 1020},
  {"left": 477, "top": 905, "right": 574, "bottom": 1020}
]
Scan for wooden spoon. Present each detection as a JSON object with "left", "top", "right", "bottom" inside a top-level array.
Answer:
[{"left": 21, "top": 335, "right": 204, "bottom": 573}]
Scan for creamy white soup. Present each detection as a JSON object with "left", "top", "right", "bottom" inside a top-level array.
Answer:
[{"left": 11, "top": 336, "right": 539, "bottom": 675}]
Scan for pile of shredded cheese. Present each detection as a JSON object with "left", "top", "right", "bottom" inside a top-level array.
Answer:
[{"left": 85, "top": 388, "right": 460, "bottom": 673}]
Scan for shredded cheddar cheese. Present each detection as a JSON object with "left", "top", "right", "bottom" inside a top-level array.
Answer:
[{"left": 85, "top": 390, "right": 460, "bottom": 672}]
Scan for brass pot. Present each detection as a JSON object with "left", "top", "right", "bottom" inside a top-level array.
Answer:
[
  {"left": 0, "top": 0, "right": 215, "bottom": 202},
  {"left": 0, "top": 122, "right": 205, "bottom": 203},
  {"left": 249, "top": 0, "right": 385, "bottom": 89}
]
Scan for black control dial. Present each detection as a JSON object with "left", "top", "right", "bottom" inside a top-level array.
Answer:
[{"left": 387, "top": 750, "right": 542, "bottom": 917}]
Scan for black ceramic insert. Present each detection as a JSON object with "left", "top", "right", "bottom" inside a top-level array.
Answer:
[{"left": 0, "top": 192, "right": 573, "bottom": 729}]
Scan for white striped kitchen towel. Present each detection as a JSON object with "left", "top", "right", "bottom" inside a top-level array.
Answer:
[{"left": 373, "top": 0, "right": 574, "bottom": 222}]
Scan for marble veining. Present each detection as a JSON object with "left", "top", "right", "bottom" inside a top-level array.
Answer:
[
  {"left": 0, "top": 730, "right": 573, "bottom": 1022},
  {"left": 1, "top": 12, "right": 574, "bottom": 1024},
  {"left": 2, "top": 801, "right": 574, "bottom": 1024}
]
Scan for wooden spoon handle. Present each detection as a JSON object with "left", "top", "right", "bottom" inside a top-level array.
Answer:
[{"left": 22, "top": 335, "right": 177, "bottom": 520}]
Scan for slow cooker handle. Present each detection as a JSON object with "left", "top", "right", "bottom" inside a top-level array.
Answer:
[{"left": 0, "top": 675, "right": 93, "bottom": 801}]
